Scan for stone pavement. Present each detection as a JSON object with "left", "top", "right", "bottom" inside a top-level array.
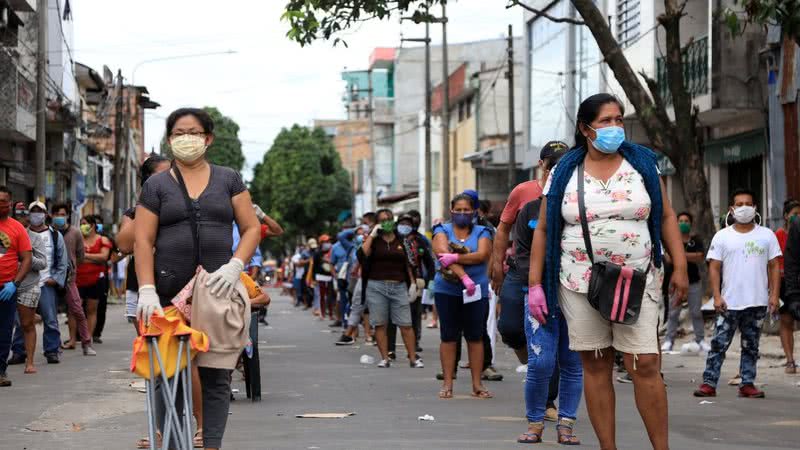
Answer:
[{"left": 1, "top": 289, "right": 798, "bottom": 449}]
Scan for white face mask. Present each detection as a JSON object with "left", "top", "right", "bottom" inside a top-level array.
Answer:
[
  {"left": 732, "top": 205, "right": 756, "bottom": 224},
  {"left": 170, "top": 135, "right": 207, "bottom": 162}
]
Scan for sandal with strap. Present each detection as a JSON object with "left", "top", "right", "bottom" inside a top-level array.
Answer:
[
  {"left": 785, "top": 361, "right": 797, "bottom": 374},
  {"left": 517, "top": 422, "right": 544, "bottom": 444},
  {"left": 556, "top": 419, "right": 581, "bottom": 446},
  {"left": 438, "top": 386, "right": 453, "bottom": 399},
  {"left": 471, "top": 387, "right": 493, "bottom": 399},
  {"left": 193, "top": 428, "right": 203, "bottom": 448},
  {"left": 136, "top": 431, "right": 162, "bottom": 449}
]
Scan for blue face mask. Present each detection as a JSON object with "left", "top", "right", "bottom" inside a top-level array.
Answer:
[
  {"left": 452, "top": 212, "right": 473, "bottom": 228},
  {"left": 96, "top": 224, "right": 104, "bottom": 233},
  {"left": 355, "top": 235, "right": 364, "bottom": 245},
  {"left": 53, "top": 217, "right": 66, "bottom": 228},
  {"left": 397, "top": 224, "right": 413, "bottom": 236},
  {"left": 589, "top": 125, "right": 625, "bottom": 154}
]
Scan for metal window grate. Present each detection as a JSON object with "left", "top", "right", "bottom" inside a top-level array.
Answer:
[{"left": 617, "top": 0, "right": 641, "bottom": 48}]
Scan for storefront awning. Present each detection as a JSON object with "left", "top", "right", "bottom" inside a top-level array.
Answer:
[{"left": 704, "top": 130, "right": 766, "bottom": 165}]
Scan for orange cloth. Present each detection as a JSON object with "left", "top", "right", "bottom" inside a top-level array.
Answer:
[
  {"left": 240, "top": 272, "right": 261, "bottom": 299},
  {"left": 130, "top": 307, "right": 209, "bottom": 379}
]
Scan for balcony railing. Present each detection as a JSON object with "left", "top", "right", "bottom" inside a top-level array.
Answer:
[{"left": 655, "top": 35, "right": 708, "bottom": 104}]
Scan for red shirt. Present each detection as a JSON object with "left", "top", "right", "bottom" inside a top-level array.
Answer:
[
  {"left": 76, "top": 236, "right": 111, "bottom": 287},
  {"left": 776, "top": 227, "right": 788, "bottom": 274},
  {"left": 0, "top": 217, "right": 32, "bottom": 283},
  {"left": 499, "top": 180, "right": 543, "bottom": 225}
]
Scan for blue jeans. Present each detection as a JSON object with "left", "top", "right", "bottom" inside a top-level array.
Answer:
[
  {"left": 702, "top": 306, "right": 767, "bottom": 388},
  {"left": 498, "top": 268, "right": 527, "bottom": 350},
  {"left": 524, "top": 305, "right": 583, "bottom": 423},
  {"left": 0, "top": 294, "right": 18, "bottom": 375},
  {"left": 292, "top": 278, "right": 304, "bottom": 305},
  {"left": 337, "top": 279, "right": 349, "bottom": 325},
  {"left": 12, "top": 285, "right": 60, "bottom": 356}
]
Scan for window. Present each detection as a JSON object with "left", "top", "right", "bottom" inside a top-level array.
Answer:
[{"left": 617, "top": 0, "right": 641, "bottom": 48}]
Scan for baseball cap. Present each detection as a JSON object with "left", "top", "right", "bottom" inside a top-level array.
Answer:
[
  {"left": 539, "top": 141, "right": 569, "bottom": 161},
  {"left": 319, "top": 234, "right": 331, "bottom": 243},
  {"left": 307, "top": 238, "right": 318, "bottom": 249},
  {"left": 28, "top": 201, "right": 47, "bottom": 212}
]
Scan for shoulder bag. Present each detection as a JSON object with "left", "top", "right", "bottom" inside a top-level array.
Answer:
[{"left": 577, "top": 161, "right": 649, "bottom": 325}]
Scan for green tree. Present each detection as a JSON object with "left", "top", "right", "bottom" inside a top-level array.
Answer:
[
  {"left": 162, "top": 106, "right": 246, "bottom": 172},
  {"left": 282, "top": 0, "right": 717, "bottom": 240},
  {"left": 723, "top": 1, "right": 800, "bottom": 45},
  {"left": 250, "top": 125, "right": 352, "bottom": 253}
]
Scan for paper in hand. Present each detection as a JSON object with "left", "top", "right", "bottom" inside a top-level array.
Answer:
[{"left": 462, "top": 284, "right": 482, "bottom": 304}]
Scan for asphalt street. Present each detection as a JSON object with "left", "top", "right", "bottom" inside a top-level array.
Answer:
[{"left": 1, "top": 289, "right": 798, "bottom": 450}]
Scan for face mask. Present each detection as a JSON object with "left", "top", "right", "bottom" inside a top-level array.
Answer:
[
  {"left": 170, "top": 134, "right": 207, "bottom": 162},
  {"left": 732, "top": 205, "right": 756, "bottom": 224},
  {"left": 589, "top": 126, "right": 625, "bottom": 154},
  {"left": 80, "top": 224, "right": 92, "bottom": 236},
  {"left": 789, "top": 215, "right": 799, "bottom": 226},
  {"left": 678, "top": 222, "right": 691, "bottom": 234},
  {"left": 53, "top": 216, "right": 66, "bottom": 228},
  {"left": 321, "top": 243, "right": 332, "bottom": 251},
  {"left": 29, "top": 212, "right": 46, "bottom": 227},
  {"left": 380, "top": 220, "right": 395, "bottom": 233},
  {"left": 355, "top": 235, "right": 364, "bottom": 245},
  {"left": 452, "top": 212, "right": 473, "bottom": 228},
  {"left": 397, "top": 224, "right": 413, "bottom": 236},
  {"left": 96, "top": 224, "right": 104, "bottom": 233},
  {"left": 14, "top": 210, "right": 26, "bottom": 217}
]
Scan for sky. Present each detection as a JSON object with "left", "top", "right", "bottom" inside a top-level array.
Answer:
[{"left": 71, "top": 0, "right": 524, "bottom": 180}]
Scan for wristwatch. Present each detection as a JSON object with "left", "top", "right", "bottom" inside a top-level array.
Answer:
[{"left": 13, "top": 281, "right": 20, "bottom": 288}]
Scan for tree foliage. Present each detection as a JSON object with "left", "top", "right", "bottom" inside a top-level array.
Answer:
[
  {"left": 723, "top": 0, "right": 800, "bottom": 45},
  {"left": 250, "top": 125, "right": 352, "bottom": 253},
  {"left": 161, "top": 106, "right": 246, "bottom": 172}
]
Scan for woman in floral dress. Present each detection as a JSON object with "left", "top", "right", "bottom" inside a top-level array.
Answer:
[{"left": 528, "top": 93, "right": 688, "bottom": 450}]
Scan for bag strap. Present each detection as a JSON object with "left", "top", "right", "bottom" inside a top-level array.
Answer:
[
  {"left": 577, "top": 161, "right": 595, "bottom": 264},
  {"left": 172, "top": 163, "right": 201, "bottom": 266}
]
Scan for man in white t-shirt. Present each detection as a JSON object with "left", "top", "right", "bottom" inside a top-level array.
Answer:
[
  {"left": 694, "top": 189, "right": 781, "bottom": 399},
  {"left": 291, "top": 246, "right": 310, "bottom": 307}
]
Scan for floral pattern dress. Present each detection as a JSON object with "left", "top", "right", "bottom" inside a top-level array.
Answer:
[{"left": 543, "top": 159, "right": 664, "bottom": 294}]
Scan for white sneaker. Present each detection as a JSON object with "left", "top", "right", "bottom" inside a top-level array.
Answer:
[
  {"left": 411, "top": 358, "right": 424, "bottom": 369},
  {"left": 698, "top": 341, "right": 711, "bottom": 353},
  {"left": 660, "top": 340, "right": 673, "bottom": 352},
  {"left": 377, "top": 359, "right": 391, "bottom": 368}
]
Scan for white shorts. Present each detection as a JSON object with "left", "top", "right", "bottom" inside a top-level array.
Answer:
[
  {"left": 558, "top": 281, "right": 661, "bottom": 355},
  {"left": 125, "top": 290, "right": 138, "bottom": 318}
]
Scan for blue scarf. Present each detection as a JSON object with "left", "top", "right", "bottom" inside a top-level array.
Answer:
[{"left": 543, "top": 142, "right": 663, "bottom": 316}]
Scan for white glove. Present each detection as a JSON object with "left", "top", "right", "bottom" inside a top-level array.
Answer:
[
  {"left": 252, "top": 204, "right": 266, "bottom": 221},
  {"left": 206, "top": 258, "right": 245, "bottom": 298},
  {"left": 408, "top": 283, "right": 419, "bottom": 304},
  {"left": 137, "top": 285, "right": 163, "bottom": 327},
  {"left": 370, "top": 225, "right": 380, "bottom": 238},
  {"left": 415, "top": 278, "right": 426, "bottom": 290}
]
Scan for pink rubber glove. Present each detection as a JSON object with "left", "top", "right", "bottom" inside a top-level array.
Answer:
[
  {"left": 528, "top": 284, "right": 548, "bottom": 325},
  {"left": 461, "top": 275, "right": 476, "bottom": 296},
  {"left": 437, "top": 253, "right": 459, "bottom": 268}
]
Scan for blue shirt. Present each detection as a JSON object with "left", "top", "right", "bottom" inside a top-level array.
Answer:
[
  {"left": 330, "top": 229, "right": 356, "bottom": 273},
  {"left": 432, "top": 223, "right": 492, "bottom": 297},
  {"left": 232, "top": 223, "right": 262, "bottom": 269}
]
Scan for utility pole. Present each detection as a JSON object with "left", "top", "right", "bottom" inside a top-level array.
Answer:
[
  {"left": 506, "top": 24, "right": 516, "bottom": 192},
  {"left": 122, "top": 85, "right": 131, "bottom": 211},
  {"left": 113, "top": 70, "right": 123, "bottom": 223},
  {"left": 367, "top": 68, "right": 376, "bottom": 211},
  {"left": 34, "top": 0, "right": 47, "bottom": 201},
  {"left": 400, "top": 13, "right": 432, "bottom": 231},
  {"left": 440, "top": 2, "right": 450, "bottom": 216}
]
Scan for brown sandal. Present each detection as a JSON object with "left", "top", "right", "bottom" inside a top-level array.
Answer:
[
  {"left": 136, "top": 431, "right": 162, "bottom": 449},
  {"left": 556, "top": 418, "right": 580, "bottom": 445},
  {"left": 471, "top": 387, "right": 493, "bottom": 399},
  {"left": 438, "top": 386, "right": 453, "bottom": 399},
  {"left": 193, "top": 428, "right": 203, "bottom": 448}
]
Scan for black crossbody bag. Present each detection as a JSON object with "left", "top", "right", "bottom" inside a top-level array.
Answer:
[{"left": 577, "top": 162, "right": 649, "bottom": 325}]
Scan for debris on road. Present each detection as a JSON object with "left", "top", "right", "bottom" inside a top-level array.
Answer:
[
  {"left": 360, "top": 355, "right": 375, "bottom": 364},
  {"left": 418, "top": 414, "right": 435, "bottom": 421},
  {"left": 698, "top": 400, "right": 715, "bottom": 405},
  {"left": 296, "top": 412, "right": 356, "bottom": 419}
]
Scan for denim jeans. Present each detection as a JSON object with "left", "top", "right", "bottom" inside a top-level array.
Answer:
[
  {"left": 524, "top": 305, "right": 583, "bottom": 423},
  {"left": 337, "top": 279, "right": 350, "bottom": 324},
  {"left": 702, "top": 306, "right": 767, "bottom": 388},
  {"left": 292, "top": 278, "right": 304, "bottom": 306},
  {"left": 498, "top": 268, "right": 527, "bottom": 351},
  {"left": 0, "top": 294, "right": 18, "bottom": 375},
  {"left": 666, "top": 281, "right": 704, "bottom": 343},
  {"left": 12, "top": 285, "right": 60, "bottom": 357}
]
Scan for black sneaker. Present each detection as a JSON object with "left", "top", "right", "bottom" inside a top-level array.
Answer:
[
  {"left": 328, "top": 321, "right": 343, "bottom": 328},
  {"left": 616, "top": 373, "right": 633, "bottom": 384},
  {"left": 45, "top": 353, "right": 60, "bottom": 364},
  {"left": 416, "top": 346, "right": 423, "bottom": 353},
  {"left": 335, "top": 335, "right": 355, "bottom": 346},
  {"left": 92, "top": 336, "right": 103, "bottom": 344},
  {"left": 0, "top": 373, "right": 11, "bottom": 387},
  {"left": 387, "top": 351, "right": 397, "bottom": 361},
  {"left": 6, "top": 354, "right": 25, "bottom": 365}
]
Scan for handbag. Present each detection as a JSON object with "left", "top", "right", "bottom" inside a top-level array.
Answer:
[{"left": 577, "top": 161, "right": 649, "bottom": 325}]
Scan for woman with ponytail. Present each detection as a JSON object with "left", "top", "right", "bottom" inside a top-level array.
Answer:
[{"left": 528, "top": 93, "right": 688, "bottom": 450}]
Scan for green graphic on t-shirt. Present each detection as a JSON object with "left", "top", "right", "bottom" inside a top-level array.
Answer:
[{"left": 744, "top": 240, "right": 766, "bottom": 257}]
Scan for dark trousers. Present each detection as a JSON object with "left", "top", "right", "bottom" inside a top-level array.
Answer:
[
  {"left": 455, "top": 332, "right": 492, "bottom": 371},
  {"left": 94, "top": 276, "right": 108, "bottom": 338},
  {"left": 0, "top": 295, "right": 18, "bottom": 375},
  {"left": 387, "top": 300, "right": 423, "bottom": 353},
  {"left": 547, "top": 362, "right": 560, "bottom": 408},
  {"left": 337, "top": 279, "right": 349, "bottom": 323}
]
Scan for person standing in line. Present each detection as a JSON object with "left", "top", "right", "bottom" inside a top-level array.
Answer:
[
  {"left": 91, "top": 216, "right": 112, "bottom": 343},
  {"left": 6, "top": 203, "right": 46, "bottom": 375},
  {"left": 359, "top": 209, "right": 423, "bottom": 368},
  {"left": 0, "top": 187, "right": 33, "bottom": 387},
  {"left": 433, "top": 194, "right": 494, "bottom": 399},
  {"left": 775, "top": 199, "right": 800, "bottom": 373},
  {"left": 8, "top": 202, "right": 68, "bottom": 365},
  {"left": 291, "top": 245, "right": 310, "bottom": 308},
  {"left": 307, "top": 235, "right": 335, "bottom": 321},
  {"left": 52, "top": 203, "right": 96, "bottom": 356},
  {"left": 75, "top": 215, "right": 112, "bottom": 341},
  {"left": 530, "top": 94, "right": 688, "bottom": 450},
  {"left": 694, "top": 189, "right": 782, "bottom": 398},
  {"left": 330, "top": 228, "right": 356, "bottom": 328},
  {"left": 336, "top": 226, "right": 371, "bottom": 345}
]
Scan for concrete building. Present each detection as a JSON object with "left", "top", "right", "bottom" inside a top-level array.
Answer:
[{"left": 523, "top": 0, "right": 769, "bottom": 227}]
